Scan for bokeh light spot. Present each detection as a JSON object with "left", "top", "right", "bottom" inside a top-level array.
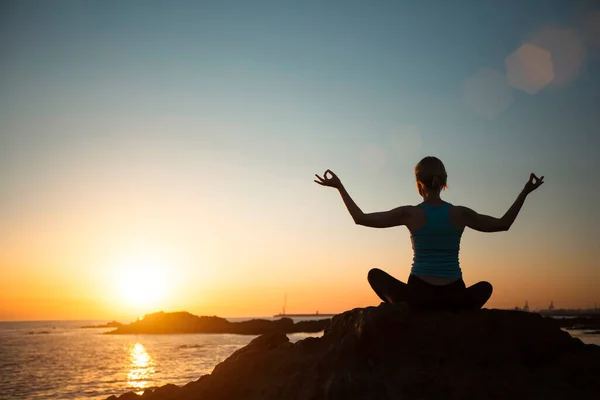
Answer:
[
  {"left": 529, "top": 27, "right": 586, "bottom": 86},
  {"left": 463, "top": 68, "right": 513, "bottom": 119},
  {"left": 506, "top": 43, "right": 554, "bottom": 94}
]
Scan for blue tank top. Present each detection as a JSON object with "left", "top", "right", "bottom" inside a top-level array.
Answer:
[{"left": 410, "top": 203, "right": 463, "bottom": 279}]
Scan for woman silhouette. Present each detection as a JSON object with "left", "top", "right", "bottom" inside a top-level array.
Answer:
[{"left": 315, "top": 156, "right": 544, "bottom": 312}]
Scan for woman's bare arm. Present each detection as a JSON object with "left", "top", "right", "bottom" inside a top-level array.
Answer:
[
  {"left": 458, "top": 173, "right": 544, "bottom": 233},
  {"left": 338, "top": 185, "right": 409, "bottom": 228},
  {"left": 315, "top": 170, "right": 409, "bottom": 228},
  {"left": 355, "top": 206, "right": 411, "bottom": 228},
  {"left": 336, "top": 184, "right": 365, "bottom": 224}
]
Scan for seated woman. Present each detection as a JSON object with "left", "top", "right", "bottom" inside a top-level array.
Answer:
[{"left": 314, "top": 156, "right": 544, "bottom": 312}]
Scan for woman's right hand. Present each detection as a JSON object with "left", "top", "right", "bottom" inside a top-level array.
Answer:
[
  {"left": 523, "top": 173, "right": 544, "bottom": 195},
  {"left": 314, "top": 169, "right": 342, "bottom": 189}
]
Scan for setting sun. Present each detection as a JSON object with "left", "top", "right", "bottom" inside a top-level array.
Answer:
[{"left": 116, "top": 257, "right": 169, "bottom": 311}]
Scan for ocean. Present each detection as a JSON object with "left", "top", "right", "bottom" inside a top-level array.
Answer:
[
  {"left": 0, "top": 318, "right": 598, "bottom": 400},
  {"left": 0, "top": 318, "right": 325, "bottom": 400}
]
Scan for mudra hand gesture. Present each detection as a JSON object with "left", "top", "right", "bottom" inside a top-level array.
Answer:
[
  {"left": 314, "top": 169, "right": 342, "bottom": 189},
  {"left": 523, "top": 173, "right": 544, "bottom": 195}
]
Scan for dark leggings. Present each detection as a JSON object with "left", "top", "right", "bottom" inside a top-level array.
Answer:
[{"left": 367, "top": 268, "right": 493, "bottom": 312}]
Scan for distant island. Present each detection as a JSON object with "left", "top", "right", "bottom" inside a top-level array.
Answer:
[
  {"left": 105, "top": 311, "right": 330, "bottom": 335},
  {"left": 273, "top": 313, "right": 336, "bottom": 318},
  {"left": 81, "top": 321, "right": 123, "bottom": 329}
]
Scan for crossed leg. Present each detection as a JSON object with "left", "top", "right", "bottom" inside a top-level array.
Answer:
[
  {"left": 464, "top": 281, "right": 493, "bottom": 310},
  {"left": 367, "top": 268, "right": 408, "bottom": 304},
  {"left": 367, "top": 268, "right": 493, "bottom": 311}
]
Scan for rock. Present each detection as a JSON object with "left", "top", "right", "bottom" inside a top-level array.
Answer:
[
  {"left": 106, "top": 304, "right": 600, "bottom": 400},
  {"left": 81, "top": 320, "right": 123, "bottom": 329},
  {"left": 113, "top": 392, "right": 139, "bottom": 400},
  {"left": 178, "top": 344, "right": 204, "bottom": 349},
  {"left": 150, "top": 384, "right": 179, "bottom": 399},
  {"left": 106, "top": 311, "right": 329, "bottom": 335}
]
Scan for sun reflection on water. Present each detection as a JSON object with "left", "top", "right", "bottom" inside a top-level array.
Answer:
[{"left": 127, "top": 343, "right": 155, "bottom": 393}]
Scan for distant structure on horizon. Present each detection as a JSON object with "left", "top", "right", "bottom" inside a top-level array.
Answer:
[
  {"left": 531, "top": 299, "right": 600, "bottom": 316},
  {"left": 273, "top": 294, "right": 335, "bottom": 318},
  {"left": 515, "top": 300, "right": 530, "bottom": 312},
  {"left": 281, "top": 294, "right": 287, "bottom": 316}
]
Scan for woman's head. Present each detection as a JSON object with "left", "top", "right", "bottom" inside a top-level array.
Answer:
[{"left": 415, "top": 156, "right": 448, "bottom": 196}]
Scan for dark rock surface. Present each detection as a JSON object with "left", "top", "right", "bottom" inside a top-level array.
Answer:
[
  {"left": 106, "top": 305, "right": 600, "bottom": 400},
  {"left": 106, "top": 311, "right": 329, "bottom": 335}
]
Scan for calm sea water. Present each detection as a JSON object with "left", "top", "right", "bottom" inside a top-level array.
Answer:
[
  {"left": 0, "top": 318, "right": 325, "bottom": 400},
  {"left": 0, "top": 318, "right": 598, "bottom": 400}
]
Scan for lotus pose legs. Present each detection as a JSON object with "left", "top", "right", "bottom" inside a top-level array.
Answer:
[{"left": 367, "top": 268, "right": 493, "bottom": 312}]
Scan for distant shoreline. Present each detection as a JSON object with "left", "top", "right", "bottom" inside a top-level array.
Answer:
[
  {"left": 538, "top": 311, "right": 600, "bottom": 317},
  {"left": 273, "top": 313, "right": 336, "bottom": 318},
  {"left": 105, "top": 311, "right": 330, "bottom": 335},
  {"left": 81, "top": 321, "right": 123, "bottom": 329}
]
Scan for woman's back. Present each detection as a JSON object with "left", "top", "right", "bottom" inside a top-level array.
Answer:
[{"left": 409, "top": 202, "right": 463, "bottom": 281}]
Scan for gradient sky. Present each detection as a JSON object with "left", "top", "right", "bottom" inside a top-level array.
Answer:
[{"left": 1, "top": 0, "right": 599, "bottom": 321}]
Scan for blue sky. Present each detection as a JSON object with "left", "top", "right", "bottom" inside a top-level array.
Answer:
[{"left": 1, "top": 0, "right": 599, "bottom": 318}]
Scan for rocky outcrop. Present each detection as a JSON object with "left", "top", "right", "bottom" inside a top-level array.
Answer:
[
  {"left": 81, "top": 320, "right": 123, "bottom": 329},
  {"left": 106, "top": 311, "right": 329, "bottom": 335},
  {"left": 107, "top": 305, "right": 600, "bottom": 400}
]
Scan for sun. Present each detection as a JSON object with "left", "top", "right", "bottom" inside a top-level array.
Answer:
[{"left": 116, "top": 257, "right": 169, "bottom": 311}]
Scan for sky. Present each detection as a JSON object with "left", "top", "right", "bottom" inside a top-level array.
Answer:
[{"left": 1, "top": 0, "right": 599, "bottom": 321}]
